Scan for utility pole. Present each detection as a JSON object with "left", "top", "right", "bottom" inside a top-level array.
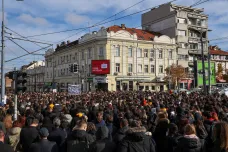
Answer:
[
  {"left": 208, "top": 49, "right": 211, "bottom": 94},
  {"left": 200, "top": 31, "right": 206, "bottom": 93},
  {"left": 1, "top": 0, "right": 5, "bottom": 104},
  {"left": 13, "top": 67, "right": 17, "bottom": 120}
]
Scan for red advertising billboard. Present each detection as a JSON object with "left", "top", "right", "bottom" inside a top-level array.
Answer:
[{"left": 92, "top": 60, "right": 110, "bottom": 75}]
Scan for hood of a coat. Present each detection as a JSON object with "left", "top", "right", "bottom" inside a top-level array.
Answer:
[
  {"left": 71, "top": 129, "right": 87, "bottom": 140},
  {"left": 126, "top": 127, "right": 147, "bottom": 142},
  {"left": 181, "top": 135, "right": 201, "bottom": 149},
  {"left": 10, "top": 127, "right": 21, "bottom": 135}
]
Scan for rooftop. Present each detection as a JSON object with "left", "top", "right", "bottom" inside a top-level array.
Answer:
[
  {"left": 209, "top": 45, "right": 228, "bottom": 55},
  {"left": 107, "top": 24, "right": 161, "bottom": 41}
]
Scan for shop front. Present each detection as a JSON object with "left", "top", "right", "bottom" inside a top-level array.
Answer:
[{"left": 93, "top": 76, "right": 108, "bottom": 91}]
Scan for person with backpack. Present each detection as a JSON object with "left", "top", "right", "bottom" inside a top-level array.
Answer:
[{"left": 67, "top": 120, "right": 95, "bottom": 152}]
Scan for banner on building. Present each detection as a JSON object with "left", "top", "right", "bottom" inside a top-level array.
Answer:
[
  {"left": 68, "top": 84, "right": 81, "bottom": 95},
  {"left": 91, "top": 60, "right": 110, "bottom": 74},
  {"left": 194, "top": 61, "right": 216, "bottom": 87}
]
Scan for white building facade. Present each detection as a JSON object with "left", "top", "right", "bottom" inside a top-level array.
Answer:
[{"left": 45, "top": 24, "right": 177, "bottom": 92}]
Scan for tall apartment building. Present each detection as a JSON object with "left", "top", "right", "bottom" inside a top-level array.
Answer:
[
  {"left": 45, "top": 24, "right": 177, "bottom": 92},
  {"left": 142, "top": 3, "right": 209, "bottom": 74}
]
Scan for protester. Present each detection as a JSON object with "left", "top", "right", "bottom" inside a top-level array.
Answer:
[
  {"left": 89, "top": 126, "right": 116, "bottom": 152},
  {"left": 0, "top": 90, "right": 227, "bottom": 152},
  {"left": 29, "top": 127, "right": 58, "bottom": 152},
  {"left": 20, "top": 117, "right": 39, "bottom": 152},
  {"left": 0, "top": 129, "right": 13, "bottom": 152},
  {"left": 212, "top": 122, "right": 228, "bottom": 152},
  {"left": 47, "top": 117, "right": 67, "bottom": 152},
  {"left": 175, "top": 124, "right": 202, "bottom": 152}
]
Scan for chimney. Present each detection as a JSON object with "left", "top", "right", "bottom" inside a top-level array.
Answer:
[{"left": 121, "top": 24, "right": 126, "bottom": 29}]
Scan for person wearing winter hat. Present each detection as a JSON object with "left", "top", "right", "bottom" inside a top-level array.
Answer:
[{"left": 29, "top": 128, "right": 58, "bottom": 152}]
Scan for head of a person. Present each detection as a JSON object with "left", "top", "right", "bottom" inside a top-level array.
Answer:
[
  {"left": 39, "top": 127, "right": 49, "bottom": 139},
  {"left": 96, "top": 111, "right": 103, "bottom": 123},
  {"left": 202, "top": 111, "right": 212, "bottom": 120},
  {"left": 26, "top": 117, "right": 39, "bottom": 127},
  {"left": 53, "top": 117, "right": 61, "bottom": 128},
  {"left": 0, "top": 130, "right": 5, "bottom": 142},
  {"left": 74, "top": 120, "right": 87, "bottom": 131},
  {"left": 87, "top": 122, "right": 96, "bottom": 132},
  {"left": 184, "top": 124, "right": 196, "bottom": 135},
  {"left": 168, "top": 123, "right": 178, "bottom": 136},
  {"left": 120, "top": 119, "right": 129, "bottom": 128},
  {"left": 213, "top": 122, "right": 228, "bottom": 150},
  {"left": 3, "top": 115, "right": 12, "bottom": 130}
]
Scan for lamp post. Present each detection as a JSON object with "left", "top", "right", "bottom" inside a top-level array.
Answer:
[{"left": 1, "top": 0, "right": 23, "bottom": 104}]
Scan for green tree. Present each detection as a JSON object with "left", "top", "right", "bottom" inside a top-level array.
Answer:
[{"left": 217, "top": 63, "right": 223, "bottom": 76}]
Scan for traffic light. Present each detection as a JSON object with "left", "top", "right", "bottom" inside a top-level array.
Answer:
[
  {"left": 73, "top": 64, "right": 78, "bottom": 73},
  {"left": 69, "top": 64, "right": 73, "bottom": 72},
  {"left": 15, "top": 72, "right": 27, "bottom": 94}
]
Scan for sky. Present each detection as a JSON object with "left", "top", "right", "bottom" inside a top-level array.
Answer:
[{"left": 3, "top": 0, "right": 228, "bottom": 70}]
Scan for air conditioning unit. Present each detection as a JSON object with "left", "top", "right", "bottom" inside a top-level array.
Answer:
[
  {"left": 114, "top": 72, "right": 118, "bottom": 76},
  {"left": 149, "top": 58, "right": 154, "bottom": 61},
  {"left": 127, "top": 72, "right": 132, "bottom": 76}
]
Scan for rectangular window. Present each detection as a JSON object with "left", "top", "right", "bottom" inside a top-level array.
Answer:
[
  {"left": 128, "top": 48, "right": 133, "bottom": 57},
  {"left": 177, "top": 18, "right": 186, "bottom": 24},
  {"left": 88, "top": 48, "right": 92, "bottom": 58},
  {"left": 169, "top": 50, "right": 172, "bottom": 59},
  {"left": 99, "top": 47, "right": 104, "bottom": 56},
  {"left": 151, "top": 65, "right": 155, "bottom": 73},
  {"left": 152, "top": 86, "right": 155, "bottom": 90},
  {"left": 159, "top": 65, "right": 163, "bottom": 73},
  {"left": 138, "top": 64, "right": 142, "bottom": 73},
  {"left": 158, "top": 50, "right": 163, "bottom": 59},
  {"left": 150, "top": 49, "right": 154, "bottom": 58},
  {"left": 81, "top": 51, "right": 84, "bottom": 60},
  {"left": 144, "top": 49, "right": 148, "bottom": 58},
  {"left": 115, "top": 63, "right": 120, "bottom": 72},
  {"left": 137, "top": 48, "right": 142, "bottom": 57},
  {"left": 128, "top": 64, "right": 133, "bottom": 72},
  {"left": 178, "top": 30, "right": 186, "bottom": 36},
  {"left": 144, "top": 65, "right": 148, "bottom": 73},
  {"left": 115, "top": 47, "right": 120, "bottom": 56}
]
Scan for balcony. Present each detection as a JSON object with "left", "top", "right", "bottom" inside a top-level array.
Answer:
[
  {"left": 188, "top": 61, "right": 194, "bottom": 66},
  {"left": 176, "top": 35, "right": 188, "bottom": 43},
  {"left": 188, "top": 50, "right": 208, "bottom": 55},
  {"left": 177, "top": 23, "right": 188, "bottom": 30}
]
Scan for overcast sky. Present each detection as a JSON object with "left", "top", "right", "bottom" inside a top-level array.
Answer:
[{"left": 3, "top": 0, "right": 228, "bottom": 70}]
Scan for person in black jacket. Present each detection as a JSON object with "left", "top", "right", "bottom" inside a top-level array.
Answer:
[
  {"left": 48, "top": 117, "right": 67, "bottom": 152},
  {"left": 167, "top": 123, "right": 182, "bottom": 152},
  {"left": 117, "top": 126, "right": 156, "bottom": 152},
  {"left": 29, "top": 127, "right": 58, "bottom": 152},
  {"left": 89, "top": 126, "right": 116, "bottom": 152},
  {"left": 113, "top": 119, "right": 129, "bottom": 144},
  {"left": 67, "top": 120, "right": 95, "bottom": 152},
  {"left": 0, "top": 130, "right": 13, "bottom": 152},
  {"left": 20, "top": 117, "right": 39, "bottom": 152},
  {"left": 175, "top": 124, "right": 202, "bottom": 152}
]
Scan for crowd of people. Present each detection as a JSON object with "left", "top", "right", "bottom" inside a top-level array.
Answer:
[{"left": 0, "top": 91, "right": 228, "bottom": 152}]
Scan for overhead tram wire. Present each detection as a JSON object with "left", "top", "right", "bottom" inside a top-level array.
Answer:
[
  {"left": 5, "top": 45, "right": 52, "bottom": 62},
  {"left": 25, "top": 0, "right": 177, "bottom": 39},
  {"left": 5, "top": 0, "right": 210, "bottom": 63}
]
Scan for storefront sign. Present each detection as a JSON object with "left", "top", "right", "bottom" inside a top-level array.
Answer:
[
  {"left": 93, "top": 77, "right": 108, "bottom": 83},
  {"left": 92, "top": 60, "right": 110, "bottom": 74}
]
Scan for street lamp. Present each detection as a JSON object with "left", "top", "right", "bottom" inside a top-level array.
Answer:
[{"left": 1, "top": 0, "right": 24, "bottom": 104}]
